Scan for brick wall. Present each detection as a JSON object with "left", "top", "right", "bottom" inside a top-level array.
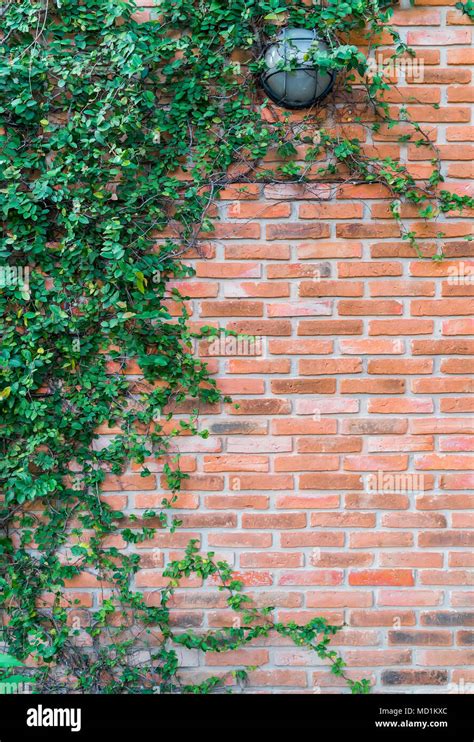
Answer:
[{"left": 114, "top": 0, "right": 473, "bottom": 693}]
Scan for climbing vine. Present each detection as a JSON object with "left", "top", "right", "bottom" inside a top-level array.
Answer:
[
  {"left": 0, "top": 0, "right": 471, "bottom": 694},
  {"left": 456, "top": 1, "right": 474, "bottom": 21}
]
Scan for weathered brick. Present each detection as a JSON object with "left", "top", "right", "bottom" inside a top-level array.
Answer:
[{"left": 382, "top": 670, "right": 448, "bottom": 686}]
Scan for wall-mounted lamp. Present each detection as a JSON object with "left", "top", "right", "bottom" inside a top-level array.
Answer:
[{"left": 261, "top": 27, "right": 336, "bottom": 110}]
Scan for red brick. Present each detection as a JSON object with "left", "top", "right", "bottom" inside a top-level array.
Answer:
[
  {"left": 266, "top": 223, "right": 330, "bottom": 240},
  {"left": 340, "top": 379, "right": 405, "bottom": 394},
  {"left": 298, "top": 241, "right": 362, "bottom": 259},
  {"left": 247, "top": 669, "right": 307, "bottom": 687},
  {"left": 381, "top": 670, "right": 447, "bottom": 686},
  {"left": 200, "top": 300, "right": 263, "bottom": 316},
  {"left": 307, "top": 592, "right": 372, "bottom": 608},
  {"left": 274, "top": 455, "right": 339, "bottom": 472},
  {"left": 208, "top": 533, "right": 272, "bottom": 548},
  {"left": 272, "top": 419, "right": 337, "bottom": 435},
  {"left": 299, "top": 203, "right": 363, "bottom": 219},
  {"left": 311, "top": 513, "right": 375, "bottom": 528},
  {"left": 368, "top": 359, "right": 433, "bottom": 374},
  {"left": 300, "top": 280, "right": 364, "bottom": 297},
  {"left": 340, "top": 338, "right": 404, "bottom": 354},
  {"left": 229, "top": 474, "right": 293, "bottom": 490},
  {"left": 267, "top": 263, "right": 330, "bottom": 279},
  {"left": 379, "top": 591, "right": 442, "bottom": 607},
  {"left": 350, "top": 533, "right": 413, "bottom": 548},
  {"left": 205, "top": 649, "right": 269, "bottom": 666},
  {"left": 299, "top": 320, "right": 363, "bottom": 336},
  {"left": 276, "top": 494, "right": 340, "bottom": 508},
  {"left": 203, "top": 455, "right": 269, "bottom": 472},
  {"left": 227, "top": 358, "right": 290, "bottom": 374},
  {"left": 369, "top": 280, "right": 435, "bottom": 296},
  {"left": 263, "top": 183, "right": 332, "bottom": 200},
  {"left": 411, "top": 418, "right": 474, "bottom": 435},
  {"left": 380, "top": 552, "right": 443, "bottom": 568},
  {"left": 369, "top": 398, "right": 434, "bottom": 414},
  {"left": 218, "top": 183, "right": 260, "bottom": 199},
  {"left": 349, "top": 570, "right": 414, "bottom": 587},
  {"left": 224, "top": 281, "right": 290, "bottom": 297},
  {"left": 340, "top": 262, "right": 402, "bottom": 278},
  {"left": 448, "top": 48, "right": 474, "bottom": 64},
  {"left": 344, "top": 649, "right": 412, "bottom": 666},
  {"left": 339, "top": 299, "right": 403, "bottom": 315},
  {"left": 200, "top": 223, "right": 261, "bottom": 239},
  {"left": 392, "top": 8, "right": 441, "bottom": 24},
  {"left": 281, "top": 532, "right": 344, "bottom": 547},
  {"left": 279, "top": 571, "right": 343, "bottom": 586},
  {"left": 242, "top": 513, "right": 305, "bottom": 530},
  {"left": 227, "top": 201, "right": 291, "bottom": 219},
  {"left": 299, "top": 359, "right": 362, "bottom": 375},
  {"left": 102, "top": 474, "right": 156, "bottom": 491},
  {"left": 446, "top": 125, "right": 474, "bottom": 141},
  {"left": 226, "top": 319, "right": 291, "bottom": 336},
  {"left": 267, "top": 300, "right": 332, "bottom": 317},
  {"left": 370, "top": 319, "right": 434, "bottom": 335},
  {"left": 300, "top": 473, "right": 363, "bottom": 490},
  {"left": 297, "top": 437, "right": 362, "bottom": 453},
  {"left": 196, "top": 262, "right": 261, "bottom": 278},
  {"left": 336, "top": 223, "right": 401, "bottom": 239},
  {"left": 271, "top": 379, "right": 336, "bottom": 395},
  {"left": 412, "top": 299, "right": 473, "bottom": 315},
  {"left": 419, "top": 650, "right": 474, "bottom": 666},
  {"left": 269, "top": 339, "right": 333, "bottom": 354}
]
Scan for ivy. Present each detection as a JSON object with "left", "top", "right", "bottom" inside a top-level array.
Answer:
[
  {"left": 0, "top": 0, "right": 471, "bottom": 694},
  {"left": 456, "top": 1, "right": 474, "bottom": 21}
]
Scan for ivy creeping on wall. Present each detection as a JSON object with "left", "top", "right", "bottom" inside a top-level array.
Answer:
[{"left": 0, "top": 0, "right": 471, "bottom": 694}]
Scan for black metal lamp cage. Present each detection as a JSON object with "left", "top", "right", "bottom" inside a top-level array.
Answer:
[{"left": 260, "top": 27, "right": 336, "bottom": 110}]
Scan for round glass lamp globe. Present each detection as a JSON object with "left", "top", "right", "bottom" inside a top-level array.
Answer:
[{"left": 261, "top": 27, "right": 335, "bottom": 110}]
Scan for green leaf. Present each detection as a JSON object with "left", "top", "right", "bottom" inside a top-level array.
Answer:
[{"left": 0, "top": 653, "right": 24, "bottom": 668}]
